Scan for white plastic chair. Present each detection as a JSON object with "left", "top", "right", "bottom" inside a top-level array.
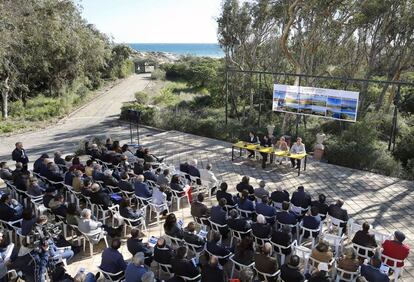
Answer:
[
  {"left": 208, "top": 219, "right": 227, "bottom": 242},
  {"left": 308, "top": 256, "right": 335, "bottom": 273},
  {"left": 237, "top": 208, "right": 255, "bottom": 219},
  {"left": 229, "top": 228, "right": 251, "bottom": 247},
  {"left": 322, "top": 233, "right": 346, "bottom": 257},
  {"left": 298, "top": 223, "right": 321, "bottom": 248},
  {"left": 294, "top": 245, "right": 312, "bottom": 273},
  {"left": 290, "top": 204, "right": 308, "bottom": 216},
  {"left": 271, "top": 240, "right": 297, "bottom": 265},
  {"left": 178, "top": 274, "right": 202, "bottom": 282},
  {"left": 328, "top": 215, "right": 347, "bottom": 236},
  {"left": 230, "top": 254, "right": 254, "bottom": 279},
  {"left": 381, "top": 253, "right": 405, "bottom": 282},
  {"left": 335, "top": 262, "right": 360, "bottom": 282},
  {"left": 96, "top": 266, "right": 124, "bottom": 282},
  {"left": 352, "top": 243, "right": 377, "bottom": 260},
  {"left": 80, "top": 229, "right": 108, "bottom": 257},
  {"left": 253, "top": 265, "right": 280, "bottom": 282},
  {"left": 149, "top": 202, "right": 169, "bottom": 236},
  {"left": 164, "top": 234, "right": 184, "bottom": 247},
  {"left": 185, "top": 241, "right": 205, "bottom": 259},
  {"left": 170, "top": 189, "right": 191, "bottom": 219}
]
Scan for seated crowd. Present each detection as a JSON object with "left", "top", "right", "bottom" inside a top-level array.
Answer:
[{"left": 0, "top": 140, "right": 410, "bottom": 282}]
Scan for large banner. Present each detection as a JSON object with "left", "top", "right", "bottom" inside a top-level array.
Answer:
[{"left": 272, "top": 84, "right": 359, "bottom": 122}]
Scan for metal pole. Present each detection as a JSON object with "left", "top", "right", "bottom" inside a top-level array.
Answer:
[
  {"left": 295, "top": 76, "right": 302, "bottom": 139},
  {"left": 225, "top": 68, "right": 229, "bottom": 125}
]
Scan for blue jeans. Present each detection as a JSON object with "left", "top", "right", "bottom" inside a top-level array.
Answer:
[{"left": 49, "top": 241, "right": 74, "bottom": 262}]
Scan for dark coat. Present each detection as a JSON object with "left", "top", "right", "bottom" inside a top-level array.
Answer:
[
  {"left": 328, "top": 204, "right": 349, "bottom": 222},
  {"left": 271, "top": 190, "right": 290, "bottom": 204},
  {"left": 154, "top": 245, "right": 174, "bottom": 265},
  {"left": 251, "top": 223, "right": 272, "bottom": 239},
  {"left": 171, "top": 259, "right": 200, "bottom": 278},
  {"left": 280, "top": 264, "right": 305, "bottom": 282},
  {"left": 291, "top": 190, "right": 312, "bottom": 209},
  {"left": 236, "top": 182, "right": 254, "bottom": 194},
  {"left": 118, "top": 180, "right": 134, "bottom": 193},
  {"left": 12, "top": 148, "right": 29, "bottom": 164},
  {"left": 210, "top": 206, "right": 227, "bottom": 225},
  {"left": 227, "top": 217, "right": 251, "bottom": 232},
  {"left": 216, "top": 190, "right": 235, "bottom": 206},
  {"left": 90, "top": 190, "right": 112, "bottom": 209},
  {"left": 191, "top": 201, "right": 210, "bottom": 218}
]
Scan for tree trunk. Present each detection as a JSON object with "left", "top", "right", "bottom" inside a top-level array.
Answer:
[{"left": 2, "top": 76, "right": 10, "bottom": 119}]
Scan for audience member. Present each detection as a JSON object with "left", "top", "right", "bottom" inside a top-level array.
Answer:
[
  {"left": 0, "top": 193, "right": 23, "bottom": 221},
  {"left": 337, "top": 246, "right": 359, "bottom": 279},
  {"left": 134, "top": 175, "right": 152, "bottom": 198},
  {"left": 49, "top": 194, "right": 68, "bottom": 217},
  {"left": 382, "top": 230, "right": 409, "bottom": 267},
  {"left": 276, "top": 201, "right": 298, "bottom": 227},
  {"left": 72, "top": 170, "right": 84, "bottom": 192},
  {"left": 43, "top": 187, "right": 56, "bottom": 208},
  {"left": 164, "top": 213, "right": 184, "bottom": 239},
  {"left": 254, "top": 180, "right": 269, "bottom": 200},
  {"left": 156, "top": 169, "right": 170, "bottom": 188},
  {"left": 255, "top": 195, "right": 276, "bottom": 224},
  {"left": 201, "top": 255, "right": 224, "bottom": 282},
  {"left": 291, "top": 185, "right": 312, "bottom": 211},
  {"left": 0, "top": 162, "right": 13, "bottom": 181},
  {"left": 191, "top": 193, "right": 210, "bottom": 219},
  {"left": 216, "top": 182, "right": 235, "bottom": 206},
  {"left": 127, "top": 228, "right": 153, "bottom": 266},
  {"left": 78, "top": 208, "right": 121, "bottom": 238},
  {"left": 206, "top": 231, "right": 231, "bottom": 265},
  {"left": 309, "top": 263, "right": 331, "bottom": 282},
  {"left": 71, "top": 157, "right": 85, "bottom": 172},
  {"left": 183, "top": 222, "right": 205, "bottom": 251},
  {"left": 27, "top": 176, "right": 45, "bottom": 196},
  {"left": 237, "top": 189, "right": 255, "bottom": 212},
  {"left": 254, "top": 242, "right": 278, "bottom": 282},
  {"left": 210, "top": 198, "right": 228, "bottom": 237},
  {"left": 251, "top": 214, "right": 271, "bottom": 239},
  {"left": 66, "top": 203, "right": 81, "bottom": 226},
  {"left": 233, "top": 236, "right": 254, "bottom": 265},
  {"left": 302, "top": 206, "right": 322, "bottom": 238},
  {"left": 90, "top": 183, "right": 112, "bottom": 210},
  {"left": 199, "top": 163, "right": 218, "bottom": 193},
  {"left": 187, "top": 159, "right": 201, "bottom": 178},
  {"left": 120, "top": 200, "right": 143, "bottom": 226},
  {"left": 270, "top": 186, "right": 290, "bottom": 208},
  {"left": 311, "top": 194, "right": 329, "bottom": 219},
  {"left": 125, "top": 252, "right": 148, "bottom": 282},
  {"left": 311, "top": 241, "right": 333, "bottom": 267},
  {"left": 352, "top": 222, "right": 377, "bottom": 257},
  {"left": 236, "top": 176, "right": 254, "bottom": 195},
  {"left": 143, "top": 164, "right": 158, "bottom": 182},
  {"left": 328, "top": 199, "right": 349, "bottom": 234},
  {"left": 20, "top": 208, "right": 37, "bottom": 236},
  {"left": 227, "top": 209, "right": 251, "bottom": 232},
  {"left": 153, "top": 237, "right": 174, "bottom": 266},
  {"left": 100, "top": 238, "right": 126, "bottom": 279},
  {"left": 271, "top": 225, "right": 293, "bottom": 255},
  {"left": 54, "top": 151, "right": 66, "bottom": 167},
  {"left": 280, "top": 255, "right": 305, "bottom": 282},
  {"left": 171, "top": 246, "right": 200, "bottom": 279},
  {"left": 103, "top": 169, "right": 118, "bottom": 187},
  {"left": 118, "top": 172, "right": 134, "bottom": 192},
  {"left": 361, "top": 255, "right": 390, "bottom": 282}
]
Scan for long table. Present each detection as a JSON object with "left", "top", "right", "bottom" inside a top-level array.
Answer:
[{"left": 231, "top": 141, "right": 307, "bottom": 176}]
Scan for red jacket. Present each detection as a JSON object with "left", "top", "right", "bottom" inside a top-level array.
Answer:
[{"left": 382, "top": 240, "right": 410, "bottom": 267}]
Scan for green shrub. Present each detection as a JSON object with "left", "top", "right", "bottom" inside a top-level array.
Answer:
[
  {"left": 153, "top": 87, "right": 178, "bottom": 106},
  {"left": 151, "top": 69, "right": 166, "bottom": 80},
  {"left": 134, "top": 91, "right": 149, "bottom": 104},
  {"left": 120, "top": 102, "right": 159, "bottom": 125}
]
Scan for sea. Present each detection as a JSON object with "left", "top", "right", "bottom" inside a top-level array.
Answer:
[{"left": 128, "top": 43, "right": 224, "bottom": 58}]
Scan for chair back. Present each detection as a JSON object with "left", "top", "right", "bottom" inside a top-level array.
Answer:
[
  {"left": 208, "top": 219, "right": 227, "bottom": 233},
  {"left": 271, "top": 240, "right": 297, "bottom": 255},
  {"left": 178, "top": 274, "right": 202, "bottom": 282},
  {"left": 371, "top": 230, "right": 391, "bottom": 244},
  {"left": 230, "top": 228, "right": 251, "bottom": 242},
  {"left": 185, "top": 241, "right": 205, "bottom": 256},
  {"left": 381, "top": 253, "right": 404, "bottom": 268},
  {"left": 237, "top": 208, "right": 255, "bottom": 219},
  {"left": 193, "top": 216, "right": 209, "bottom": 230},
  {"left": 224, "top": 204, "right": 237, "bottom": 213},
  {"left": 308, "top": 256, "right": 334, "bottom": 271},
  {"left": 272, "top": 201, "right": 282, "bottom": 210},
  {"left": 230, "top": 254, "right": 254, "bottom": 270},
  {"left": 335, "top": 262, "right": 360, "bottom": 282},
  {"left": 135, "top": 195, "right": 152, "bottom": 207},
  {"left": 347, "top": 220, "right": 362, "bottom": 239},
  {"left": 299, "top": 223, "right": 321, "bottom": 238},
  {"left": 97, "top": 266, "right": 124, "bottom": 282},
  {"left": 252, "top": 234, "right": 270, "bottom": 247},
  {"left": 322, "top": 233, "right": 345, "bottom": 256},
  {"left": 352, "top": 243, "right": 376, "bottom": 259},
  {"left": 165, "top": 234, "right": 184, "bottom": 247},
  {"left": 290, "top": 204, "right": 308, "bottom": 215},
  {"left": 253, "top": 266, "right": 280, "bottom": 282}
]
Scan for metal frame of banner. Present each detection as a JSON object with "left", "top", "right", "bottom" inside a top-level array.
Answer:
[{"left": 224, "top": 68, "right": 414, "bottom": 151}]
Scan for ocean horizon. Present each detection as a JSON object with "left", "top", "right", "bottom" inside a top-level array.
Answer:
[{"left": 128, "top": 43, "right": 224, "bottom": 58}]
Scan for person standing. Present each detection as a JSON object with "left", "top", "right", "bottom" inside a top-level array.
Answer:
[
  {"left": 12, "top": 142, "right": 29, "bottom": 171},
  {"left": 290, "top": 137, "right": 306, "bottom": 169}
]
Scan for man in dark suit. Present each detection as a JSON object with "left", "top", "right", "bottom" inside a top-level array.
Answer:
[
  {"left": 291, "top": 186, "right": 312, "bottom": 210},
  {"left": 100, "top": 238, "right": 127, "bottom": 279},
  {"left": 133, "top": 160, "right": 145, "bottom": 175},
  {"left": 271, "top": 225, "right": 293, "bottom": 255},
  {"left": 153, "top": 237, "right": 174, "bottom": 265},
  {"left": 361, "top": 255, "right": 390, "bottom": 282},
  {"left": 0, "top": 162, "right": 13, "bottom": 181},
  {"left": 191, "top": 193, "right": 210, "bottom": 219},
  {"left": 179, "top": 162, "right": 189, "bottom": 174},
  {"left": 33, "top": 153, "right": 49, "bottom": 174},
  {"left": 302, "top": 206, "right": 321, "bottom": 238},
  {"left": 328, "top": 199, "right": 349, "bottom": 233},
  {"left": 171, "top": 246, "right": 200, "bottom": 279},
  {"left": 12, "top": 142, "right": 29, "bottom": 171},
  {"left": 90, "top": 184, "right": 112, "bottom": 209},
  {"left": 103, "top": 170, "right": 119, "bottom": 187},
  {"left": 118, "top": 172, "right": 134, "bottom": 193},
  {"left": 311, "top": 194, "right": 329, "bottom": 218},
  {"left": 352, "top": 222, "right": 377, "bottom": 248},
  {"left": 54, "top": 151, "right": 66, "bottom": 167},
  {"left": 44, "top": 162, "right": 64, "bottom": 183},
  {"left": 187, "top": 159, "right": 200, "bottom": 178},
  {"left": 134, "top": 175, "right": 152, "bottom": 198},
  {"left": 227, "top": 209, "right": 251, "bottom": 232},
  {"left": 127, "top": 228, "right": 153, "bottom": 266},
  {"left": 276, "top": 201, "right": 298, "bottom": 226},
  {"left": 216, "top": 182, "right": 235, "bottom": 206},
  {"left": 89, "top": 144, "right": 102, "bottom": 160},
  {"left": 255, "top": 196, "right": 277, "bottom": 224},
  {"left": 251, "top": 214, "right": 272, "bottom": 239},
  {"left": 201, "top": 256, "right": 225, "bottom": 282},
  {"left": 254, "top": 242, "right": 278, "bottom": 281},
  {"left": 0, "top": 193, "right": 23, "bottom": 221},
  {"left": 210, "top": 198, "right": 228, "bottom": 238},
  {"left": 143, "top": 164, "right": 158, "bottom": 182},
  {"left": 206, "top": 231, "right": 231, "bottom": 265},
  {"left": 183, "top": 222, "right": 205, "bottom": 251},
  {"left": 280, "top": 255, "right": 305, "bottom": 282}
]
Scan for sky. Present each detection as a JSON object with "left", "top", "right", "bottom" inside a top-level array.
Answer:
[{"left": 76, "top": 0, "right": 222, "bottom": 43}]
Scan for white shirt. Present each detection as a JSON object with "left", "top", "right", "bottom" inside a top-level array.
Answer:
[
  {"left": 199, "top": 168, "right": 218, "bottom": 189},
  {"left": 152, "top": 187, "right": 167, "bottom": 207},
  {"left": 290, "top": 143, "right": 306, "bottom": 154}
]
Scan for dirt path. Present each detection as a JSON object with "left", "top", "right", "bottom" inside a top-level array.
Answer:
[{"left": 0, "top": 73, "right": 153, "bottom": 161}]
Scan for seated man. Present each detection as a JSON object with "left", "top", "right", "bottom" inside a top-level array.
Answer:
[
  {"left": 216, "top": 182, "right": 235, "bottom": 206},
  {"left": 291, "top": 185, "right": 311, "bottom": 212},
  {"left": 310, "top": 241, "right": 333, "bottom": 265},
  {"left": 143, "top": 164, "right": 158, "bottom": 182},
  {"left": 251, "top": 214, "right": 272, "bottom": 239},
  {"left": 54, "top": 151, "right": 66, "bottom": 167},
  {"left": 134, "top": 175, "right": 152, "bottom": 198},
  {"left": 44, "top": 162, "right": 64, "bottom": 183},
  {"left": 0, "top": 162, "right": 13, "bottom": 181},
  {"left": 78, "top": 208, "right": 121, "bottom": 238},
  {"left": 119, "top": 200, "right": 143, "bottom": 225},
  {"left": 33, "top": 153, "right": 49, "bottom": 174},
  {"left": 255, "top": 195, "right": 277, "bottom": 224},
  {"left": 125, "top": 252, "right": 149, "bottom": 282},
  {"left": 290, "top": 137, "right": 306, "bottom": 168},
  {"left": 118, "top": 172, "right": 134, "bottom": 193},
  {"left": 280, "top": 255, "right": 305, "bottom": 282},
  {"left": 210, "top": 198, "right": 228, "bottom": 238},
  {"left": 271, "top": 225, "right": 293, "bottom": 256},
  {"left": 227, "top": 209, "right": 251, "bottom": 232},
  {"left": 153, "top": 237, "right": 174, "bottom": 266},
  {"left": 361, "top": 255, "right": 390, "bottom": 282},
  {"left": 206, "top": 231, "right": 231, "bottom": 265},
  {"left": 92, "top": 164, "right": 105, "bottom": 181},
  {"left": 127, "top": 228, "right": 153, "bottom": 266},
  {"left": 157, "top": 169, "right": 171, "bottom": 188},
  {"left": 236, "top": 176, "right": 254, "bottom": 195},
  {"left": 254, "top": 180, "right": 269, "bottom": 200},
  {"left": 90, "top": 183, "right": 112, "bottom": 210},
  {"left": 382, "top": 230, "right": 410, "bottom": 268},
  {"left": 100, "top": 238, "right": 127, "bottom": 279},
  {"left": 0, "top": 193, "right": 23, "bottom": 221},
  {"left": 270, "top": 186, "right": 290, "bottom": 208},
  {"left": 201, "top": 256, "right": 225, "bottom": 282},
  {"left": 191, "top": 193, "right": 210, "bottom": 219},
  {"left": 187, "top": 159, "right": 201, "bottom": 178},
  {"left": 48, "top": 194, "right": 68, "bottom": 217},
  {"left": 171, "top": 246, "right": 200, "bottom": 279},
  {"left": 352, "top": 222, "right": 377, "bottom": 256},
  {"left": 103, "top": 169, "right": 118, "bottom": 187},
  {"left": 302, "top": 206, "right": 322, "bottom": 238},
  {"left": 254, "top": 243, "right": 278, "bottom": 281},
  {"left": 183, "top": 222, "right": 206, "bottom": 251},
  {"left": 276, "top": 201, "right": 298, "bottom": 227},
  {"left": 237, "top": 190, "right": 255, "bottom": 212},
  {"left": 328, "top": 199, "right": 349, "bottom": 234},
  {"left": 311, "top": 194, "right": 329, "bottom": 219}
]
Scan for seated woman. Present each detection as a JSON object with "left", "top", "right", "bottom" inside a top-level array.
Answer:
[
  {"left": 233, "top": 236, "right": 255, "bottom": 265},
  {"left": 337, "top": 246, "right": 360, "bottom": 279},
  {"left": 310, "top": 241, "right": 333, "bottom": 268},
  {"left": 163, "top": 213, "right": 184, "bottom": 239},
  {"left": 70, "top": 157, "right": 85, "bottom": 173},
  {"left": 119, "top": 200, "right": 143, "bottom": 226},
  {"left": 275, "top": 136, "right": 289, "bottom": 164},
  {"left": 170, "top": 174, "right": 192, "bottom": 202}
]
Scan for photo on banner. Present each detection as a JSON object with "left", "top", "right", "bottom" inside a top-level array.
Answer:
[{"left": 273, "top": 84, "right": 359, "bottom": 122}]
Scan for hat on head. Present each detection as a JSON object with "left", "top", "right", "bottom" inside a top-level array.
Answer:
[{"left": 394, "top": 231, "right": 406, "bottom": 242}]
